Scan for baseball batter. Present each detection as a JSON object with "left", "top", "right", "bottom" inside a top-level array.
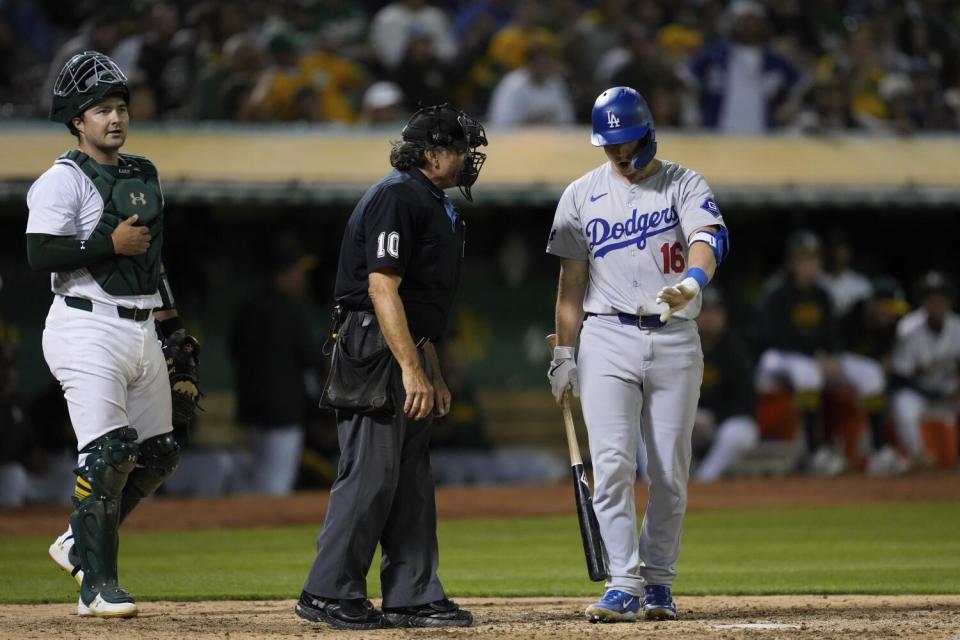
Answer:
[
  {"left": 26, "top": 51, "right": 199, "bottom": 618},
  {"left": 547, "top": 86, "right": 729, "bottom": 622}
]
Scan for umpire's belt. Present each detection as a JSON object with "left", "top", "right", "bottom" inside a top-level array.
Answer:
[
  {"left": 63, "top": 295, "right": 152, "bottom": 322},
  {"left": 349, "top": 310, "right": 429, "bottom": 347},
  {"left": 585, "top": 311, "right": 664, "bottom": 329}
]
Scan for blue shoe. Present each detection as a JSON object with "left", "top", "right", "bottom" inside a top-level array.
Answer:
[
  {"left": 642, "top": 584, "right": 677, "bottom": 620},
  {"left": 584, "top": 589, "right": 640, "bottom": 623}
]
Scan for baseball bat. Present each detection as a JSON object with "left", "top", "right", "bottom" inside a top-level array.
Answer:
[{"left": 546, "top": 334, "right": 608, "bottom": 582}]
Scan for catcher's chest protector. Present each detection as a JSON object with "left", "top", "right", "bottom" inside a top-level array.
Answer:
[{"left": 58, "top": 150, "right": 163, "bottom": 296}]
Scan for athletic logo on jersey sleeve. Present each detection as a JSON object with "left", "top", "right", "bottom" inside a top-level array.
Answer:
[
  {"left": 700, "top": 198, "right": 721, "bottom": 218},
  {"left": 586, "top": 206, "right": 680, "bottom": 258}
]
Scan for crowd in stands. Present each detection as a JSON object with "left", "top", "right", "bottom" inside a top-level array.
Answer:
[{"left": 1, "top": 0, "right": 959, "bottom": 134}]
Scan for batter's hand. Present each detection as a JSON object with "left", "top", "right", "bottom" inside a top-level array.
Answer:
[
  {"left": 112, "top": 215, "right": 151, "bottom": 256},
  {"left": 433, "top": 375, "right": 452, "bottom": 417},
  {"left": 402, "top": 364, "right": 435, "bottom": 420},
  {"left": 656, "top": 277, "right": 701, "bottom": 323},
  {"left": 548, "top": 346, "right": 579, "bottom": 404}
]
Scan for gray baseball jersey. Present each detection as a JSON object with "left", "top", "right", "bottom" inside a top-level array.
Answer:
[{"left": 546, "top": 159, "right": 725, "bottom": 319}]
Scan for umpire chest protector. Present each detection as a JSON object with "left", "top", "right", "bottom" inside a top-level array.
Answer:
[{"left": 58, "top": 150, "right": 164, "bottom": 296}]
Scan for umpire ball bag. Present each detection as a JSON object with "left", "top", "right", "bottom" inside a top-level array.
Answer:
[{"left": 320, "top": 311, "right": 401, "bottom": 417}]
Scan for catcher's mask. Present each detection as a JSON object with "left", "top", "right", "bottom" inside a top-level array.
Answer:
[
  {"left": 401, "top": 103, "right": 488, "bottom": 201},
  {"left": 50, "top": 51, "right": 130, "bottom": 127},
  {"left": 590, "top": 86, "right": 657, "bottom": 171}
]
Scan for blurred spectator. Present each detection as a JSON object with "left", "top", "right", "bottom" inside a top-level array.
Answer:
[
  {"left": 392, "top": 29, "right": 452, "bottom": 110},
  {"left": 184, "top": 2, "right": 256, "bottom": 64},
  {"left": 1, "top": 0, "right": 54, "bottom": 62},
  {"left": 566, "top": 0, "right": 626, "bottom": 110},
  {"left": 110, "top": 2, "right": 195, "bottom": 119},
  {"left": 0, "top": 332, "right": 30, "bottom": 507},
  {"left": 358, "top": 80, "right": 405, "bottom": 125},
  {"left": 692, "top": 288, "right": 759, "bottom": 482},
  {"left": 229, "top": 234, "right": 324, "bottom": 496},
  {"left": 687, "top": 0, "right": 803, "bottom": 134},
  {"left": 452, "top": 0, "right": 512, "bottom": 39},
  {"left": 755, "top": 230, "right": 843, "bottom": 474},
  {"left": 0, "top": 0, "right": 54, "bottom": 114},
  {"left": 193, "top": 33, "right": 265, "bottom": 121},
  {"left": 446, "top": 5, "right": 503, "bottom": 115},
  {"left": 40, "top": 7, "right": 124, "bottom": 115},
  {"left": 430, "top": 335, "right": 565, "bottom": 485},
  {"left": 787, "top": 72, "right": 858, "bottom": 135},
  {"left": 485, "top": 0, "right": 555, "bottom": 72},
  {"left": 597, "top": 22, "right": 688, "bottom": 128},
  {"left": 840, "top": 276, "right": 911, "bottom": 475},
  {"left": 819, "top": 229, "right": 872, "bottom": 316},
  {"left": 369, "top": 0, "right": 457, "bottom": 71},
  {"left": 816, "top": 16, "right": 890, "bottom": 132},
  {"left": 0, "top": 316, "right": 74, "bottom": 506},
  {"left": 308, "top": 0, "right": 369, "bottom": 57},
  {"left": 23, "top": 380, "right": 76, "bottom": 504},
  {"left": 487, "top": 42, "right": 574, "bottom": 126},
  {"left": 245, "top": 29, "right": 362, "bottom": 123},
  {"left": 890, "top": 271, "right": 960, "bottom": 467}
]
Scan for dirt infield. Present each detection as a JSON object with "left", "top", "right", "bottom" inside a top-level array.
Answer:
[
  {"left": 2, "top": 475, "right": 959, "bottom": 639},
  {"left": 1, "top": 596, "right": 958, "bottom": 640},
  {"left": 2, "top": 474, "right": 960, "bottom": 535}
]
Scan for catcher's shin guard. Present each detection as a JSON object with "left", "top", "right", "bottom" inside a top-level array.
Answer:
[
  {"left": 70, "top": 427, "right": 139, "bottom": 611},
  {"left": 119, "top": 432, "right": 180, "bottom": 523}
]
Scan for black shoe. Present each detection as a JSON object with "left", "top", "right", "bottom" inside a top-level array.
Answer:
[
  {"left": 294, "top": 591, "right": 383, "bottom": 630},
  {"left": 382, "top": 598, "right": 473, "bottom": 628}
]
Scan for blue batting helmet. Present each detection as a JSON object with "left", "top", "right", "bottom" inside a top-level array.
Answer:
[{"left": 590, "top": 86, "right": 657, "bottom": 170}]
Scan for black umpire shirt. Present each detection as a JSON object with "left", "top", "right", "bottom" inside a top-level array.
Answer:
[{"left": 334, "top": 168, "right": 466, "bottom": 342}]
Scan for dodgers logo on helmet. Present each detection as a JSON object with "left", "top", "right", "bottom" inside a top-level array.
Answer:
[
  {"left": 591, "top": 86, "right": 658, "bottom": 170},
  {"left": 591, "top": 87, "right": 655, "bottom": 146}
]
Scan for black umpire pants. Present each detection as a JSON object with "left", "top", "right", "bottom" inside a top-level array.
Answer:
[{"left": 303, "top": 313, "right": 445, "bottom": 608}]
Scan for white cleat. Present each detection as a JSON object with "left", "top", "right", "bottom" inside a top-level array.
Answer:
[
  {"left": 49, "top": 530, "right": 83, "bottom": 587},
  {"left": 78, "top": 593, "right": 138, "bottom": 618}
]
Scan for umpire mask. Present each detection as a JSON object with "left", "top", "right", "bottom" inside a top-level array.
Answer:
[{"left": 402, "top": 104, "right": 488, "bottom": 201}]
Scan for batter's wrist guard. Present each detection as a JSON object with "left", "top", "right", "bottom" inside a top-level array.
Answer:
[{"left": 684, "top": 267, "right": 709, "bottom": 290}]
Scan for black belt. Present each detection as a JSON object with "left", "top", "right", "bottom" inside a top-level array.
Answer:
[
  {"left": 585, "top": 311, "right": 665, "bottom": 329},
  {"left": 349, "top": 310, "right": 429, "bottom": 347},
  {"left": 64, "top": 296, "right": 153, "bottom": 322}
]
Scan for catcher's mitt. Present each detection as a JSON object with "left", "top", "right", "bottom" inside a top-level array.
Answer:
[{"left": 163, "top": 328, "right": 202, "bottom": 436}]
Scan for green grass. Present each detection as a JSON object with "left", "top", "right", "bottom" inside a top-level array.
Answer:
[{"left": 2, "top": 501, "right": 958, "bottom": 604}]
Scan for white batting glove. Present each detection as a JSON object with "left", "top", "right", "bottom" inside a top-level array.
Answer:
[
  {"left": 656, "top": 277, "right": 701, "bottom": 323},
  {"left": 548, "top": 346, "right": 579, "bottom": 403}
]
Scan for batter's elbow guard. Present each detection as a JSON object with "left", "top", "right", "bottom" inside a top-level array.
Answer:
[{"left": 690, "top": 226, "right": 730, "bottom": 266}]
